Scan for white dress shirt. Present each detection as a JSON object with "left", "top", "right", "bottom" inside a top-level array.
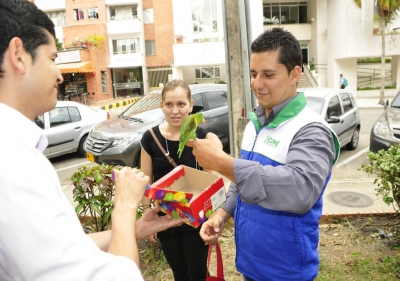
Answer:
[{"left": 0, "top": 103, "right": 143, "bottom": 281}]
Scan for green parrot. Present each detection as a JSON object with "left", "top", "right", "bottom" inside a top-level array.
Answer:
[{"left": 177, "top": 113, "right": 204, "bottom": 158}]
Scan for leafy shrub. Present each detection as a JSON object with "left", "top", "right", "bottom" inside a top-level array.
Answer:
[
  {"left": 357, "top": 85, "right": 396, "bottom": 91},
  {"left": 357, "top": 57, "right": 392, "bottom": 63},
  {"left": 359, "top": 145, "right": 400, "bottom": 213},
  {"left": 72, "top": 164, "right": 119, "bottom": 232}
]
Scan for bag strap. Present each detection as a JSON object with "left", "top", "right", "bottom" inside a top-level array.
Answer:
[
  {"left": 207, "top": 243, "right": 224, "bottom": 278},
  {"left": 149, "top": 128, "right": 177, "bottom": 167}
]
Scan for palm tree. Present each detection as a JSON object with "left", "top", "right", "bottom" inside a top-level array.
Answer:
[{"left": 355, "top": 0, "right": 400, "bottom": 105}]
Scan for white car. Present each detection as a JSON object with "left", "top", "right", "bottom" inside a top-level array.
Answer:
[
  {"left": 34, "top": 101, "right": 109, "bottom": 158},
  {"left": 300, "top": 87, "right": 361, "bottom": 150}
]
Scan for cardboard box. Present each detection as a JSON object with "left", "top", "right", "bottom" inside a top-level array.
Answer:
[{"left": 144, "top": 165, "right": 226, "bottom": 228}]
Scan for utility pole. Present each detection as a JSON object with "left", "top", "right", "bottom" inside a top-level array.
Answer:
[{"left": 222, "top": 0, "right": 252, "bottom": 157}]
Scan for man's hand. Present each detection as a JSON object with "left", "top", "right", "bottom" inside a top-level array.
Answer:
[
  {"left": 113, "top": 167, "right": 149, "bottom": 209},
  {"left": 136, "top": 203, "right": 190, "bottom": 241},
  {"left": 186, "top": 133, "right": 224, "bottom": 171},
  {"left": 199, "top": 209, "right": 230, "bottom": 245},
  {"left": 186, "top": 133, "right": 235, "bottom": 182}
]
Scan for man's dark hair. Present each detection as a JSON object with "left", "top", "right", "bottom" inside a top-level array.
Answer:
[
  {"left": 0, "top": 0, "right": 55, "bottom": 77},
  {"left": 251, "top": 28, "right": 302, "bottom": 75}
]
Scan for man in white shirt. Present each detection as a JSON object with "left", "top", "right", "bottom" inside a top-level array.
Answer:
[{"left": 0, "top": 1, "right": 187, "bottom": 280}]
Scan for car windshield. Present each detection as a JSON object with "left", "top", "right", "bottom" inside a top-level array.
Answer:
[
  {"left": 305, "top": 96, "right": 325, "bottom": 115},
  {"left": 121, "top": 94, "right": 162, "bottom": 117},
  {"left": 392, "top": 93, "right": 400, "bottom": 107},
  {"left": 123, "top": 108, "right": 163, "bottom": 122}
]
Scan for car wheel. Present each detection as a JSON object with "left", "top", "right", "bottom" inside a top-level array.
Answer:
[
  {"left": 78, "top": 135, "right": 88, "bottom": 157},
  {"left": 346, "top": 128, "right": 359, "bottom": 150}
]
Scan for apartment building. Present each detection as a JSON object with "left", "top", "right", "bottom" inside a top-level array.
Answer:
[
  {"left": 33, "top": 0, "right": 174, "bottom": 101},
  {"left": 246, "top": 0, "right": 400, "bottom": 96}
]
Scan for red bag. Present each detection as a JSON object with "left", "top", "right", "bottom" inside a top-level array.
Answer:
[{"left": 206, "top": 243, "right": 225, "bottom": 281}]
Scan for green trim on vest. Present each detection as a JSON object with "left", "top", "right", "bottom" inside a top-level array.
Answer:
[{"left": 266, "top": 92, "right": 306, "bottom": 129}]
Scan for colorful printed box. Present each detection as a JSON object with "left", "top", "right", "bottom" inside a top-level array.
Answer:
[{"left": 144, "top": 165, "right": 226, "bottom": 228}]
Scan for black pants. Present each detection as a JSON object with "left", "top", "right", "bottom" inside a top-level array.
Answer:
[
  {"left": 340, "top": 85, "right": 346, "bottom": 89},
  {"left": 159, "top": 231, "right": 208, "bottom": 281}
]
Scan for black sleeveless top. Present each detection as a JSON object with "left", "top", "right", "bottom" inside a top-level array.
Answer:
[{"left": 140, "top": 125, "right": 207, "bottom": 236}]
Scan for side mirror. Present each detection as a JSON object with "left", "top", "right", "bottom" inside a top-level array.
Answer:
[
  {"left": 327, "top": 116, "right": 341, "bottom": 124},
  {"left": 384, "top": 99, "right": 389, "bottom": 110}
]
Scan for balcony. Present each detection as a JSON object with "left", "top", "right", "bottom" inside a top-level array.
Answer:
[
  {"left": 173, "top": 41, "right": 225, "bottom": 66},
  {"left": 107, "top": 19, "right": 141, "bottom": 35},
  {"left": 108, "top": 53, "right": 143, "bottom": 68},
  {"left": 34, "top": 0, "right": 65, "bottom": 10},
  {"left": 105, "top": 0, "right": 139, "bottom": 5},
  {"left": 263, "top": 23, "right": 312, "bottom": 41}
]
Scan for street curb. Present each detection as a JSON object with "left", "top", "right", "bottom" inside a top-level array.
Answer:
[
  {"left": 100, "top": 97, "right": 140, "bottom": 110},
  {"left": 319, "top": 211, "right": 398, "bottom": 224}
]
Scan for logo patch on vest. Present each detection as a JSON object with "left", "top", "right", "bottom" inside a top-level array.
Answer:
[{"left": 264, "top": 136, "right": 280, "bottom": 148}]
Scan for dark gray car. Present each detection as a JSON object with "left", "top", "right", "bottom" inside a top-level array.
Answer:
[
  {"left": 370, "top": 91, "right": 400, "bottom": 153},
  {"left": 84, "top": 84, "right": 229, "bottom": 167}
]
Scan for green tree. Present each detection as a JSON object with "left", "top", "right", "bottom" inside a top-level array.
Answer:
[
  {"left": 55, "top": 38, "right": 63, "bottom": 50},
  {"left": 355, "top": 0, "right": 400, "bottom": 105}
]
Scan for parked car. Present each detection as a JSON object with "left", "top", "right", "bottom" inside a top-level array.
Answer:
[
  {"left": 34, "top": 101, "right": 110, "bottom": 159},
  {"left": 299, "top": 87, "right": 361, "bottom": 150},
  {"left": 369, "top": 91, "right": 400, "bottom": 153},
  {"left": 85, "top": 84, "right": 229, "bottom": 168}
]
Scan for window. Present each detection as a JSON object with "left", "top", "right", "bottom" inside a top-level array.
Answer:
[
  {"left": 49, "top": 107, "right": 81, "bottom": 128},
  {"left": 112, "top": 38, "right": 140, "bottom": 54},
  {"left": 143, "top": 9, "right": 154, "bottom": 23},
  {"left": 46, "top": 10, "right": 67, "bottom": 26},
  {"left": 88, "top": 8, "right": 98, "bottom": 19},
  {"left": 101, "top": 71, "right": 108, "bottom": 93},
  {"left": 73, "top": 9, "right": 85, "bottom": 21},
  {"left": 195, "top": 65, "right": 221, "bottom": 82},
  {"left": 68, "top": 107, "right": 81, "bottom": 122},
  {"left": 263, "top": 2, "right": 307, "bottom": 24},
  {"left": 35, "top": 114, "right": 45, "bottom": 129},
  {"left": 145, "top": 40, "right": 156, "bottom": 55},
  {"left": 192, "top": 93, "right": 204, "bottom": 113},
  {"left": 109, "top": 5, "right": 137, "bottom": 20},
  {"left": 327, "top": 96, "right": 342, "bottom": 118},
  {"left": 192, "top": 0, "right": 218, "bottom": 32},
  {"left": 340, "top": 93, "right": 354, "bottom": 113},
  {"left": 204, "top": 91, "right": 228, "bottom": 110}
]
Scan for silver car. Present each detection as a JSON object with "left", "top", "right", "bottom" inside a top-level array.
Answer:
[
  {"left": 84, "top": 84, "right": 229, "bottom": 168},
  {"left": 369, "top": 91, "right": 400, "bottom": 153},
  {"left": 300, "top": 87, "right": 361, "bottom": 150},
  {"left": 34, "top": 101, "right": 109, "bottom": 158}
]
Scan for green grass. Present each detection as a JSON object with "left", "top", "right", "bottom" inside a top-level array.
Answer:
[{"left": 317, "top": 254, "right": 400, "bottom": 281}]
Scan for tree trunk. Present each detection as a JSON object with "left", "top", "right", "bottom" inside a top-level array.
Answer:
[{"left": 379, "top": 18, "right": 386, "bottom": 105}]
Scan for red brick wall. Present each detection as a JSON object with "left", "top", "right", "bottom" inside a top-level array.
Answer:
[{"left": 144, "top": 0, "right": 174, "bottom": 67}]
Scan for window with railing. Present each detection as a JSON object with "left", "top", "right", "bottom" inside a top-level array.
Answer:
[
  {"left": 109, "top": 5, "right": 138, "bottom": 20},
  {"left": 73, "top": 9, "right": 85, "bottom": 21},
  {"left": 46, "top": 10, "right": 67, "bottom": 26},
  {"left": 88, "top": 8, "right": 98, "bottom": 19},
  {"left": 112, "top": 38, "right": 140, "bottom": 54},
  {"left": 191, "top": 0, "right": 218, "bottom": 32},
  {"left": 263, "top": 2, "right": 307, "bottom": 24},
  {"left": 195, "top": 65, "right": 221, "bottom": 82}
]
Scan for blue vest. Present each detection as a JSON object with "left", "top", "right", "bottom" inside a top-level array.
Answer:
[{"left": 235, "top": 93, "right": 339, "bottom": 281}]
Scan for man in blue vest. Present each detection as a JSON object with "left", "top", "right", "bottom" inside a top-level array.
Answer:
[{"left": 187, "top": 28, "right": 340, "bottom": 281}]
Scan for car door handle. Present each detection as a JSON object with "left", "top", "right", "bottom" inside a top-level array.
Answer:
[
  {"left": 74, "top": 126, "right": 81, "bottom": 130},
  {"left": 341, "top": 120, "right": 344, "bottom": 124}
]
